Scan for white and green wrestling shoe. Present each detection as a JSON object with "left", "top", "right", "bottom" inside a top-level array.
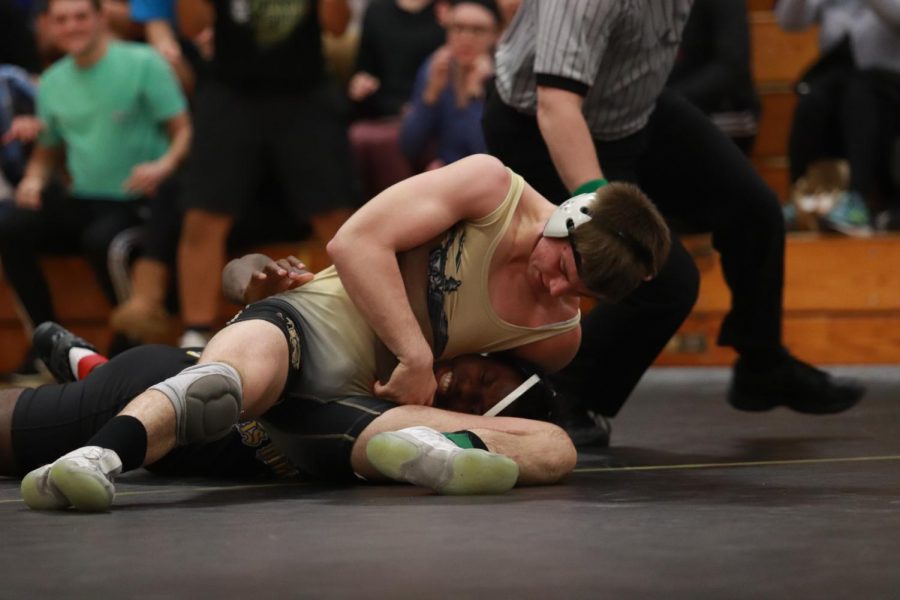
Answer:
[
  {"left": 366, "top": 426, "right": 519, "bottom": 495},
  {"left": 21, "top": 446, "right": 122, "bottom": 512}
]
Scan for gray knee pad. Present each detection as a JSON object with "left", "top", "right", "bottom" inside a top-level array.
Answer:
[{"left": 149, "top": 362, "right": 242, "bottom": 445}]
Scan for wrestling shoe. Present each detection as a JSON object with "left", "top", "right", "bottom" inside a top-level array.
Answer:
[
  {"left": 21, "top": 446, "right": 122, "bottom": 512},
  {"left": 366, "top": 426, "right": 518, "bottom": 495},
  {"left": 728, "top": 353, "right": 865, "bottom": 414},
  {"left": 19, "top": 464, "right": 69, "bottom": 510},
  {"left": 33, "top": 321, "right": 97, "bottom": 383}
]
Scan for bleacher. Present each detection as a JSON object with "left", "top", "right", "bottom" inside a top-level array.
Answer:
[{"left": 2, "top": 0, "right": 899, "bottom": 372}]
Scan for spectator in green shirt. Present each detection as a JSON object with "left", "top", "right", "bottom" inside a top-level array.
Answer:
[{"left": 0, "top": 0, "right": 191, "bottom": 378}]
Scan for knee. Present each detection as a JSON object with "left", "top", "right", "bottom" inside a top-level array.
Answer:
[
  {"left": 526, "top": 423, "right": 577, "bottom": 484},
  {"left": 149, "top": 362, "right": 243, "bottom": 445}
]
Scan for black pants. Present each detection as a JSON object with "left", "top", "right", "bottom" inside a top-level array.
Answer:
[
  {"left": 0, "top": 189, "right": 147, "bottom": 327},
  {"left": 483, "top": 86, "right": 785, "bottom": 416},
  {"left": 11, "top": 345, "right": 280, "bottom": 477}
]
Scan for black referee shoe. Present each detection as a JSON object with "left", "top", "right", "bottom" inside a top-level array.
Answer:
[
  {"left": 553, "top": 405, "right": 611, "bottom": 447},
  {"left": 728, "top": 353, "right": 865, "bottom": 414},
  {"left": 33, "top": 321, "right": 97, "bottom": 383}
]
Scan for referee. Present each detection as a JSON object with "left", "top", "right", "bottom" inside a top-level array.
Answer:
[{"left": 483, "top": 0, "right": 865, "bottom": 427}]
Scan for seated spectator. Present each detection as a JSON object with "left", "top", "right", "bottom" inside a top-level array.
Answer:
[
  {"left": 0, "top": 65, "right": 37, "bottom": 198},
  {"left": 776, "top": 0, "right": 900, "bottom": 234},
  {"left": 398, "top": 0, "right": 499, "bottom": 169},
  {"left": 0, "top": 0, "right": 190, "bottom": 377},
  {"left": 347, "top": 0, "right": 445, "bottom": 196},
  {"left": 667, "top": 0, "right": 761, "bottom": 156}
]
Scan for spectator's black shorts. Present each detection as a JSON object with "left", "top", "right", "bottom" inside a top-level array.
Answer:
[{"left": 182, "top": 78, "right": 362, "bottom": 221}]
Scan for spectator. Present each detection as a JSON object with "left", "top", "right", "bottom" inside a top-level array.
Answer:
[
  {"left": 0, "top": 65, "right": 36, "bottom": 196},
  {"left": 347, "top": 0, "right": 445, "bottom": 195},
  {"left": 667, "top": 0, "right": 761, "bottom": 155},
  {"left": 129, "top": 0, "right": 201, "bottom": 93},
  {"left": 399, "top": 0, "right": 500, "bottom": 169},
  {"left": 776, "top": 0, "right": 900, "bottom": 234},
  {"left": 0, "top": 0, "right": 190, "bottom": 378},
  {"left": 174, "top": 0, "right": 363, "bottom": 348}
]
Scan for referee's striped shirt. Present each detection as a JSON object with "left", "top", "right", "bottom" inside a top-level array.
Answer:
[{"left": 495, "top": 0, "right": 693, "bottom": 141}]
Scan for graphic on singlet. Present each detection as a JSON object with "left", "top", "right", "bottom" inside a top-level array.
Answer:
[
  {"left": 427, "top": 225, "right": 465, "bottom": 358},
  {"left": 230, "top": 0, "right": 311, "bottom": 47},
  {"left": 236, "top": 420, "right": 298, "bottom": 479}
]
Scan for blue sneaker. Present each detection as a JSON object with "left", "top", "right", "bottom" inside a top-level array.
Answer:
[{"left": 820, "top": 191, "right": 873, "bottom": 237}]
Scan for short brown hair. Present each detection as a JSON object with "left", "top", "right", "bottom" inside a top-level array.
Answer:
[{"left": 571, "top": 182, "right": 671, "bottom": 302}]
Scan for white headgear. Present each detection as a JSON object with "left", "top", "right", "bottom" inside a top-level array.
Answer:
[{"left": 542, "top": 193, "right": 594, "bottom": 238}]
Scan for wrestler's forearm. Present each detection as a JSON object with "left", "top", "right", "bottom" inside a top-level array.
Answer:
[{"left": 328, "top": 243, "right": 432, "bottom": 369}]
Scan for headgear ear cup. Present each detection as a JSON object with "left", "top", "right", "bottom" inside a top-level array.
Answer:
[{"left": 542, "top": 193, "right": 595, "bottom": 238}]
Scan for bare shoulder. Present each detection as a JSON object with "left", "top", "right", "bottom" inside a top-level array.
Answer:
[{"left": 440, "top": 154, "right": 511, "bottom": 208}]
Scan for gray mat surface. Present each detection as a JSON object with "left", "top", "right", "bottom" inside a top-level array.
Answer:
[{"left": 1, "top": 366, "right": 898, "bottom": 599}]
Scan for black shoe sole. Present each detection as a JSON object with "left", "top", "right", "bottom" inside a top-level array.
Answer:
[{"left": 728, "top": 390, "right": 863, "bottom": 415}]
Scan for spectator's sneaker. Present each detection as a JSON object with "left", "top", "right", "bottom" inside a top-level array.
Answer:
[
  {"left": 33, "top": 321, "right": 97, "bottom": 383},
  {"left": 110, "top": 300, "right": 174, "bottom": 343},
  {"left": 728, "top": 353, "right": 865, "bottom": 414},
  {"left": 366, "top": 426, "right": 519, "bottom": 495},
  {"left": 21, "top": 447, "right": 122, "bottom": 512},
  {"left": 820, "top": 191, "right": 873, "bottom": 237}
]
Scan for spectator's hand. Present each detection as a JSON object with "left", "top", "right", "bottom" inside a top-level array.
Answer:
[
  {"left": 15, "top": 177, "right": 43, "bottom": 210},
  {"left": 124, "top": 159, "right": 174, "bottom": 197},
  {"left": 462, "top": 54, "right": 493, "bottom": 101},
  {"left": 194, "top": 27, "right": 214, "bottom": 61},
  {"left": 244, "top": 255, "right": 314, "bottom": 303},
  {"left": 2, "top": 116, "right": 44, "bottom": 146},
  {"left": 423, "top": 46, "right": 453, "bottom": 105},
  {"left": 348, "top": 71, "right": 380, "bottom": 102},
  {"left": 153, "top": 36, "right": 183, "bottom": 65},
  {"left": 374, "top": 355, "right": 436, "bottom": 406}
]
